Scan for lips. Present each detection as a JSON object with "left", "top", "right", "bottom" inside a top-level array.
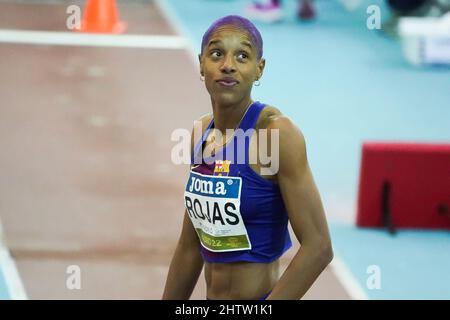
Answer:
[{"left": 216, "top": 77, "right": 239, "bottom": 88}]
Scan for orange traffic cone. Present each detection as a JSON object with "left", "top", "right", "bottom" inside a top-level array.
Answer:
[{"left": 79, "top": 0, "right": 127, "bottom": 34}]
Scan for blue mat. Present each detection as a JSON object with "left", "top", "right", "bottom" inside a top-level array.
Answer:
[
  {"left": 0, "top": 267, "right": 10, "bottom": 300},
  {"left": 330, "top": 223, "right": 450, "bottom": 299}
]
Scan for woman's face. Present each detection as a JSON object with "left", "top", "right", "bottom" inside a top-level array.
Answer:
[{"left": 199, "top": 25, "right": 265, "bottom": 106}]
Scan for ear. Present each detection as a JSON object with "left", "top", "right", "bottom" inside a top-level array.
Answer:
[
  {"left": 198, "top": 54, "right": 204, "bottom": 76},
  {"left": 256, "top": 58, "right": 266, "bottom": 81}
]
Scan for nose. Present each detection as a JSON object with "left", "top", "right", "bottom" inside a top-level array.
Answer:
[{"left": 220, "top": 53, "right": 236, "bottom": 73}]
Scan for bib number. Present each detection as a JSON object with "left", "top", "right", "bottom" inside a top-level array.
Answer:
[{"left": 184, "top": 171, "right": 251, "bottom": 252}]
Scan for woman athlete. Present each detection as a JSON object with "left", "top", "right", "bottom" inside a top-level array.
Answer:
[{"left": 162, "top": 15, "right": 333, "bottom": 300}]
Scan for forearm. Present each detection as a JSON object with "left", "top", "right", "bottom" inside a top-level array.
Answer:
[
  {"left": 267, "top": 243, "right": 333, "bottom": 300},
  {"left": 162, "top": 244, "right": 204, "bottom": 300}
]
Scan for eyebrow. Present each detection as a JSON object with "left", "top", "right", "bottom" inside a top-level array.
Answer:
[
  {"left": 240, "top": 41, "right": 252, "bottom": 50},
  {"left": 208, "top": 40, "right": 222, "bottom": 47},
  {"left": 207, "top": 40, "right": 253, "bottom": 50}
]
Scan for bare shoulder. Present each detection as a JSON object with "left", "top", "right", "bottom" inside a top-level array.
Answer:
[
  {"left": 256, "top": 105, "right": 283, "bottom": 130},
  {"left": 197, "top": 112, "right": 213, "bottom": 126},
  {"left": 260, "top": 105, "right": 307, "bottom": 166},
  {"left": 195, "top": 112, "right": 214, "bottom": 139},
  {"left": 257, "top": 105, "right": 304, "bottom": 137},
  {"left": 192, "top": 112, "right": 213, "bottom": 133},
  {"left": 190, "top": 112, "right": 213, "bottom": 151}
]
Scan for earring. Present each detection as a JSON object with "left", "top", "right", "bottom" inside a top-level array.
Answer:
[
  {"left": 200, "top": 75, "right": 205, "bottom": 81},
  {"left": 254, "top": 79, "right": 261, "bottom": 86}
]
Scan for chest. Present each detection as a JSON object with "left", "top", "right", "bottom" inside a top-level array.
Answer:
[{"left": 201, "top": 127, "right": 278, "bottom": 183}]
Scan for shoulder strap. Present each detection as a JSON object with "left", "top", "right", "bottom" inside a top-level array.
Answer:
[
  {"left": 233, "top": 101, "right": 266, "bottom": 164},
  {"left": 191, "top": 117, "right": 214, "bottom": 165},
  {"left": 238, "top": 101, "right": 265, "bottom": 132}
]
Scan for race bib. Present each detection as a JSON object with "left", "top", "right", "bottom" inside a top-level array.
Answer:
[{"left": 184, "top": 170, "right": 252, "bottom": 252}]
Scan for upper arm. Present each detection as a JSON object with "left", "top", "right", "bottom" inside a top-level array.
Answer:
[{"left": 269, "top": 116, "right": 331, "bottom": 247}]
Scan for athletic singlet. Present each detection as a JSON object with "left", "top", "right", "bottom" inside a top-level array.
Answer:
[{"left": 184, "top": 101, "right": 292, "bottom": 263}]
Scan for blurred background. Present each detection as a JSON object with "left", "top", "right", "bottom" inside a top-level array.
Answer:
[{"left": 0, "top": 0, "right": 449, "bottom": 300}]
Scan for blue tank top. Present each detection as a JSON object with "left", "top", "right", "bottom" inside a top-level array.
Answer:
[{"left": 185, "top": 101, "right": 292, "bottom": 263}]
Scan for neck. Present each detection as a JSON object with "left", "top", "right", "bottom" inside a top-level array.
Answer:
[{"left": 210, "top": 97, "right": 253, "bottom": 134}]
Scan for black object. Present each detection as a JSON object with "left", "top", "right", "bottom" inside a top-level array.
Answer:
[
  {"left": 437, "top": 203, "right": 449, "bottom": 216},
  {"left": 387, "top": 0, "right": 427, "bottom": 14},
  {"left": 382, "top": 181, "right": 396, "bottom": 235}
]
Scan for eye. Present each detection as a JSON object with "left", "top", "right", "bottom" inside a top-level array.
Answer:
[
  {"left": 237, "top": 52, "right": 249, "bottom": 61},
  {"left": 210, "top": 50, "right": 222, "bottom": 58}
]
